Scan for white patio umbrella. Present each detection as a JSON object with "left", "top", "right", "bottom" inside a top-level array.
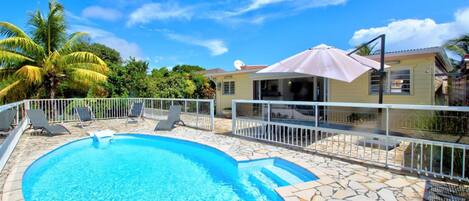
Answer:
[{"left": 257, "top": 44, "right": 389, "bottom": 83}]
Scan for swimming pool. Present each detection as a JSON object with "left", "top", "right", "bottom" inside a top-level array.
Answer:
[{"left": 23, "top": 134, "right": 318, "bottom": 201}]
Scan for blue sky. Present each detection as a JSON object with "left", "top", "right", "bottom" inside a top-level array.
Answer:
[{"left": 1, "top": 0, "right": 468, "bottom": 70}]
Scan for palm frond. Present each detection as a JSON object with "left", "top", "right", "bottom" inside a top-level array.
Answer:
[
  {"left": 28, "top": 0, "right": 66, "bottom": 53},
  {"left": 60, "top": 51, "right": 107, "bottom": 67},
  {"left": 0, "top": 50, "right": 34, "bottom": 64},
  {"left": 0, "top": 67, "right": 17, "bottom": 79},
  {"left": 0, "top": 80, "right": 21, "bottom": 98},
  {"left": 0, "top": 37, "right": 45, "bottom": 57},
  {"left": 45, "top": 0, "right": 66, "bottom": 52},
  {"left": 71, "top": 68, "right": 107, "bottom": 83},
  {"left": 66, "top": 63, "right": 108, "bottom": 74},
  {"left": 15, "top": 65, "right": 44, "bottom": 83},
  {"left": 28, "top": 10, "right": 48, "bottom": 49},
  {"left": 445, "top": 44, "right": 466, "bottom": 57},
  {"left": 59, "top": 32, "right": 89, "bottom": 54},
  {"left": 0, "top": 22, "right": 29, "bottom": 38}
]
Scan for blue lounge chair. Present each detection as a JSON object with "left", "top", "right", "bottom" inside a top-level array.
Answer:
[
  {"left": 155, "top": 105, "right": 185, "bottom": 131},
  {"left": 27, "top": 109, "right": 70, "bottom": 135},
  {"left": 0, "top": 109, "right": 16, "bottom": 132},
  {"left": 74, "top": 106, "right": 95, "bottom": 128},
  {"left": 127, "top": 102, "right": 144, "bottom": 124}
]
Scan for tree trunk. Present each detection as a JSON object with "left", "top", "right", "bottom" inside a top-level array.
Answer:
[{"left": 50, "top": 78, "right": 57, "bottom": 99}]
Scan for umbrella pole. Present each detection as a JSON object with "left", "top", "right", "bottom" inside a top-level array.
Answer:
[
  {"left": 348, "top": 34, "right": 386, "bottom": 105},
  {"left": 349, "top": 34, "right": 387, "bottom": 133},
  {"left": 378, "top": 35, "right": 386, "bottom": 105}
]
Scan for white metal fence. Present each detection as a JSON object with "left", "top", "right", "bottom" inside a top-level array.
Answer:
[
  {"left": 0, "top": 101, "right": 29, "bottom": 172},
  {"left": 27, "top": 98, "right": 215, "bottom": 130},
  {"left": 232, "top": 100, "right": 469, "bottom": 182}
]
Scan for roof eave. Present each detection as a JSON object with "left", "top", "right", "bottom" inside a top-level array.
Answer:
[
  {"left": 204, "top": 69, "right": 262, "bottom": 77},
  {"left": 366, "top": 47, "right": 453, "bottom": 72},
  {"left": 366, "top": 47, "right": 442, "bottom": 60}
]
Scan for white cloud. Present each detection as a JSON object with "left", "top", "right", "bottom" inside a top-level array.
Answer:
[
  {"left": 166, "top": 33, "right": 228, "bottom": 56},
  {"left": 82, "top": 6, "right": 122, "bottom": 21},
  {"left": 127, "top": 2, "right": 193, "bottom": 26},
  {"left": 65, "top": 10, "right": 94, "bottom": 25},
  {"left": 209, "top": 0, "right": 347, "bottom": 25},
  {"left": 232, "top": 0, "right": 285, "bottom": 16},
  {"left": 70, "top": 25, "right": 143, "bottom": 59},
  {"left": 298, "top": 0, "right": 347, "bottom": 9},
  {"left": 349, "top": 8, "right": 469, "bottom": 51}
]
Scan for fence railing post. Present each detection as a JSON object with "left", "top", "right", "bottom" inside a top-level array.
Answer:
[
  {"left": 385, "top": 106, "right": 389, "bottom": 168},
  {"left": 267, "top": 102, "right": 271, "bottom": 139},
  {"left": 315, "top": 103, "right": 319, "bottom": 128},
  {"left": 210, "top": 99, "right": 215, "bottom": 131},
  {"left": 232, "top": 100, "right": 236, "bottom": 134},
  {"left": 15, "top": 104, "right": 19, "bottom": 125},
  {"left": 160, "top": 99, "right": 163, "bottom": 116},
  {"left": 196, "top": 101, "right": 199, "bottom": 128}
]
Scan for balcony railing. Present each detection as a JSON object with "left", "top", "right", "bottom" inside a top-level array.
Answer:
[
  {"left": 27, "top": 98, "right": 215, "bottom": 130},
  {"left": 232, "top": 100, "right": 469, "bottom": 182},
  {"left": 0, "top": 98, "right": 215, "bottom": 172}
]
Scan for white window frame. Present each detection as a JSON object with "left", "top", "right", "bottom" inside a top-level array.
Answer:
[
  {"left": 369, "top": 68, "right": 412, "bottom": 95},
  {"left": 223, "top": 81, "right": 235, "bottom": 95}
]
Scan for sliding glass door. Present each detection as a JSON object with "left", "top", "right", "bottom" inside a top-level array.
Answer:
[{"left": 253, "top": 77, "right": 325, "bottom": 102}]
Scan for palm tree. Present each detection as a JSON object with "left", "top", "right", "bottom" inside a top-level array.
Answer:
[
  {"left": 355, "top": 43, "right": 377, "bottom": 56},
  {"left": 0, "top": 0, "right": 107, "bottom": 101},
  {"left": 445, "top": 34, "right": 469, "bottom": 57}
]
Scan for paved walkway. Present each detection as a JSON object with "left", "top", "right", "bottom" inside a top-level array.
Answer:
[{"left": 1, "top": 119, "right": 468, "bottom": 201}]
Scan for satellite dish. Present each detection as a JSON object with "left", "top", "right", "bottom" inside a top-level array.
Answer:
[{"left": 234, "top": 60, "right": 245, "bottom": 70}]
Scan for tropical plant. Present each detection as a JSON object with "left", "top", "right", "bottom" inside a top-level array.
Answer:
[
  {"left": 445, "top": 34, "right": 469, "bottom": 57},
  {"left": 0, "top": 0, "right": 108, "bottom": 102},
  {"left": 172, "top": 64, "right": 204, "bottom": 73},
  {"left": 355, "top": 43, "right": 377, "bottom": 56}
]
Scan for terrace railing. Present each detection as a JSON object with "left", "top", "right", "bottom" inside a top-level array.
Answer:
[
  {"left": 28, "top": 98, "right": 215, "bottom": 131},
  {"left": 0, "top": 100, "right": 29, "bottom": 172},
  {"left": 0, "top": 98, "right": 214, "bottom": 172},
  {"left": 232, "top": 100, "right": 469, "bottom": 182}
]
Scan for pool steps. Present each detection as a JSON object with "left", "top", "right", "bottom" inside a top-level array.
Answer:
[
  {"left": 261, "top": 166, "right": 303, "bottom": 186},
  {"left": 248, "top": 171, "right": 283, "bottom": 201}
]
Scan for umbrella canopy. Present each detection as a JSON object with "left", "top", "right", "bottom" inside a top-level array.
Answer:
[{"left": 257, "top": 44, "right": 389, "bottom": 83}]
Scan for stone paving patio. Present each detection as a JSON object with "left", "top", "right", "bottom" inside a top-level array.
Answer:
[{"left": 1, "top": 118, "right": 468, "bottom": 201}]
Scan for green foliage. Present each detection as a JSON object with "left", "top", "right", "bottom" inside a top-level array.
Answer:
[
  {"left": 172, "top": 64, "right": 204, "bottom": 73},
  {"left": 445, "top": 34, "right": 469, "bottom": 57},
  {"left": 355, "top": 43, "right": 377, "bottom": 56},
  {"left": 0, "top": 0, "right": 108, "bottom": 102},
  {"left": 74, "top": 42, "right": 122, "bottom": 65},
  {"left": 105, "top": 58, "right": 150, "bottom": 97},
  {"left": 146, "top": 66, "right": 215, "bottom": 99}
]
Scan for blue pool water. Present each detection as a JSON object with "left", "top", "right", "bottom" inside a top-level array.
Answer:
[{"left": 23, "top": 134, "right": 318, "bottom": 201}]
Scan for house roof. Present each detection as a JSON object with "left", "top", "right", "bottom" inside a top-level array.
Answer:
[
  {"left": 240, "top": 65, "right": 267, "bottom": 70},
  {"left": 367, "top": 46, "right": 453, "bottom": 72},
  {"left": 204, "top": 65, "right": 267, "bottom": 77},
  {"left": 197, "top": 68, "right": 225, "bottom": 75},
  {"left": 369, "top": 47, "right": 443, "bottom": 56}
]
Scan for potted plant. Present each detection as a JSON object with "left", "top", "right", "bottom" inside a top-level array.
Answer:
[{"left": 221, "top": 107, "right": 232, "bottom": 118}]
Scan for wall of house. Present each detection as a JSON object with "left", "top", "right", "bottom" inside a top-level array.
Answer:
[
  {"left": 213, "top": 73, "right": 254, "bottom": 115},
  {"left": 329, "top": 55, "right": 436, "bottom": 105}
]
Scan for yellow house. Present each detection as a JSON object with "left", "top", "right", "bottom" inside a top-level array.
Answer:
[{"left": 204, "top": 47, "right": 453, "bottom": 115}]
